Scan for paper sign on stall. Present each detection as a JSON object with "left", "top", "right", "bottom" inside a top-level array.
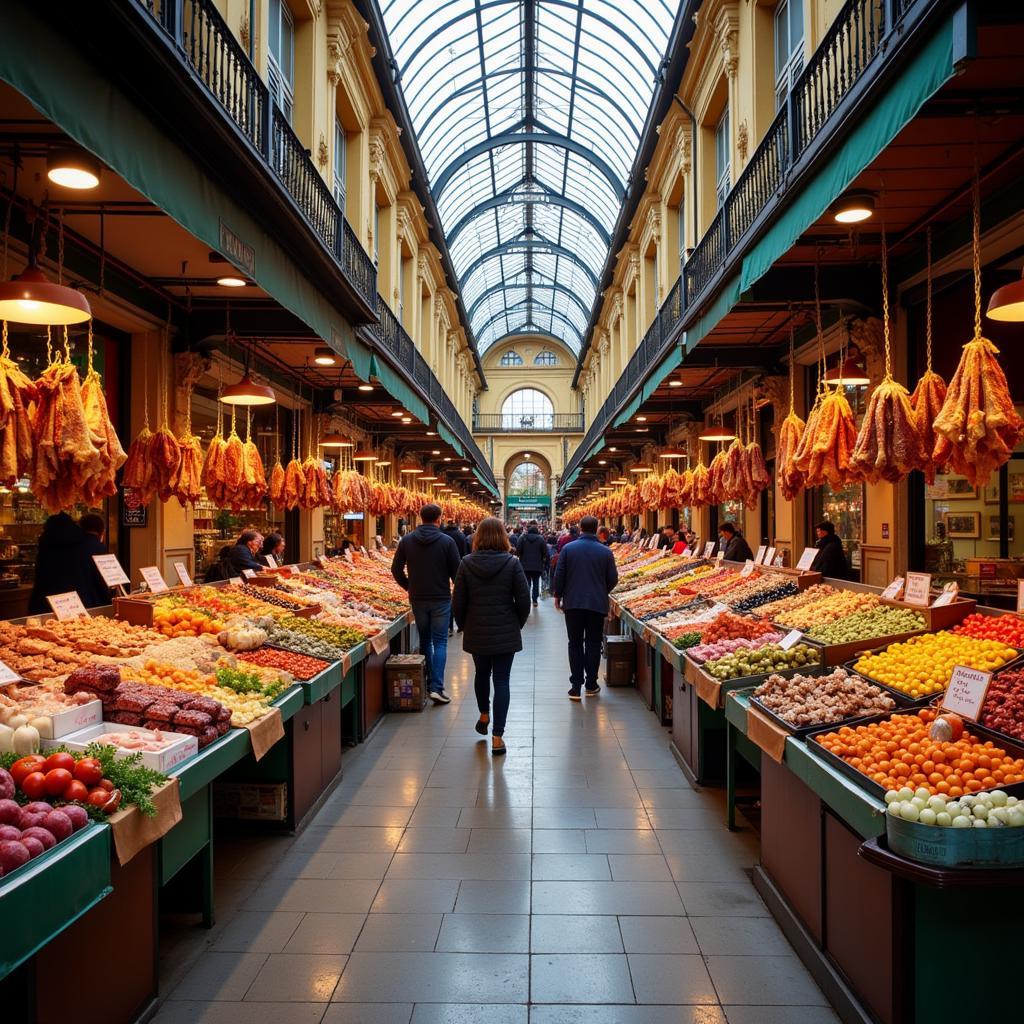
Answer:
[
  {"left": 140, "top": 567, "right": 168, "bottom": 594},
  {"left": 264, "top": 554, "right": 278, "bottom": 569},
  {"left": 228, "top": 576, "right": 242, "bottom": 586},
  {"left": 763, "top": 546, "right": 777, "bottom": 565},
  {"left": 795, "top": 547, "right": 818, "bottom": 571},
  {"left": 881, "top": 577, "right": 905, "bottom": 601},
  {"left": 903, "top": 572, "right": 932, "bottom": 607},
  {"left": 173, "top": 563, "right": 193, "bottom": 588},
  {"left": 47, "top": 592, "right": 87, "bottom": 620},
  {"left": 779, "top": 629, "right": 804, "bottom": 651},
  {"left": 241, "top": 569, "right": 257, "bottom": 579},
  {"left": 932, "top": 582, "right": 959, "bottom": 608},
  {"left": 941, "top": 665, "right": 993, "bottom": 722},
  {"left": 716, "top": 551, "right": 725, "bottom": 565},
  {"left": 740, "top": 559, "right": 756, "bottom": 577},
  {"left": 772, "top": 556, "right": 784, "bottom": 567},
  {"left": 92, "top": 554, "right": 130, "bottom": 587},
  {"left": 1017, "top": 580, "right": 1024, "bottom": 614},
  {"left": 754, "top": 545, "right": 767, "bottom": 564},
  {"left": 343, "top": 548, "right": 354, "bottom": 562},
  {"left": 0, "top": 660, "right": 22, "bottom": 685},
  {"left": 703, "top": 541, "right": 715, "bottom": 557}
]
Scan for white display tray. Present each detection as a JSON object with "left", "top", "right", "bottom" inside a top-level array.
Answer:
[
  {"left": 22, "top": 699, "right": 103, "bottom": 740},
  {"left": 46, "top": 722, "right": 198, "bottom": 772}
]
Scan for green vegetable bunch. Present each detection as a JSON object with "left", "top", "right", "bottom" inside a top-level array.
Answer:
[
  {"left": 672, "top": 631, "right": 703, "bottom": 651},
  {"left": 83, "top": 743, "right": 168, "bottom": 817},
  {"left": 215, "top": 664, "right": 286, "bottom": 699}
]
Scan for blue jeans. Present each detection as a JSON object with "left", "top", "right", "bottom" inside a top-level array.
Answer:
[
  {"left": 473, "top": 651, "right": 514, "bottom": 736},
  {"left": 525, "top": 572, "right": 541, "bottom": 602},
  {"left": 413, "top": 600, "right": 451, "bottom": 693}
]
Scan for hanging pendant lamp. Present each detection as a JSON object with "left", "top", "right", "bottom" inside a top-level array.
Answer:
[
  {"left": 0, "top": 261, "right": 91, "bottom": 326},
  {"left": 658, "top": 445, "right": 685, "bottom": 459},
  {"left": 698, "top": 417, "right": 735, "bottom": 442},
  {"left": 987, "top": 271, "right": 1024, "bottom": 321},
  {"left": 221, "top": 373, "right": 276, "bottom": 406},
  {"left": 352, "top": 447, "right": 377, "bottom": 462},
  {"left": 320, "top": 432, "right": 354, "bottom": 448}
]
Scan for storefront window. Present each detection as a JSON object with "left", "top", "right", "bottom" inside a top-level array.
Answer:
[
  {"left": 718, "top": 498, "right": 743, "bottom": 529},
  {"left": 814, "top": 481, "right": 863, "bottom": 574}
]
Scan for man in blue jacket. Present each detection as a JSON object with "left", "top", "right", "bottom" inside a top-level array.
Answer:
[
  {"left": 552, "top": 515, "right": 618, "bottom": 700},
  {"left": 391, "top": 504, "right": 462, "bottom": 704}
]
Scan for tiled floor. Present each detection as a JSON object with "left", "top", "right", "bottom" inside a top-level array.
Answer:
[{"left": 157, "top": 598, "right": 838, "bottom": 1023}]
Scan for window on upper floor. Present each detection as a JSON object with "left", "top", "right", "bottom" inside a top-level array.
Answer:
[
  {"left": 267, "top": 0, "right": 295, "bottom": 123},
  {"left": 715, "top": 108, "right": 730, "bottom": 211},
  {"left": 373, "top": 203, "right": 380, "bottom": 265},
  {"left": 500, "top": 351, "right": 524, "bottom": 367},
  {"left": 775, "top": 0, "right": 805, "bottom": 109},
  {"left": 534, "top": 350, "right": 558, "bottom": 366},
  {"left": 333, "top": 119, "right": 346, "bottom": 209},
  {"left": 502, "top": 389, "right": 554, "bottom": 430},
  {"left": 677, "top": 201, "right": 686, "bottom": 266}
]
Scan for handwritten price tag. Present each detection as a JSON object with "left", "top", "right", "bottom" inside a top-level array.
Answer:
[
  {"left": 763, "top": 546, "right": 776, "bottom": 566},
  {"left": 140, "top": 566, "right": 168, "bottom": 593},
  {"left": 795, "top": 547, "right": 818, "bottom": 571},
  {"left": 754, "top": 545, "right": 767, "bottom": 565},
  {"left": 941, "top": 664, "right": 993, "bottom": 722},
  {"left": 740, "top": 559, "right": 756, "bottom": 578},
  {"left": 881, "top": 577, "right": 905, "bottom": 601},
  {"left": 241, "top": 569, "right": 257, "bottom": 579},
  {"left": 904, "top": 572, "right": 932, "bottom": 607},
  {"left": 343, "top": 549, "right": 354, "bottom": 563},
  {"left": 931, "top": 582, "right": 959, "bottom": 608},
  {"left": 174, "top": 562, "right": 193, "bottom": 588},
  {"left": 0, "top": 659, "right": 22, "bottom": 685},
  {"left": 92, "top": 553, "right": 129, "bottom": 587},
  {"left": 264, "top": 554, "right": 278, "bottom": 569},
  {"left": 47, "top": 591, "right": 87, "bottom": 621},
  {"left": 779, "top": 629, "right": 804, "bottom": 651},
  {"left": 702, "top": 541, "right": 715, "bottom": 558}
]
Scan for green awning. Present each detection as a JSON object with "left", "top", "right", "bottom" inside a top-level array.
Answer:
[
  {"left": 612, "top": 342, "right": 685, "bottom": 428},
  {"left": 684, "top": 277, "right": 743, "bottom": 353},
  {"left": 472, "top": 466, "right": 497, "bottom": 498},
  {"left": 586, "top": 437, "right": 606, "bottom": 461},
  {"left": 367, "top": 354, "right": 430, "bottom": 426},
  {"left": 739, "top": 17, "right": 956, "bottom": 293},
  {"left": 437, "top": 422, "right": 466, "bottom": 459},
  {"left": 561, "top": 466, "right": 582, "bottom": 491}
]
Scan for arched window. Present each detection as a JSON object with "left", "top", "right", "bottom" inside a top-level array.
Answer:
[
  {"left": 534, "top": 350, "right": 558, "bottom": 366},
  {"left": 508, "top": 462, "right": 546, "bottom": 496},
  {"left": 501, "top": 388, "right": 553, "bottom": 430},
  {"left": 500, "top": 350, "right": 523, "bottom": 366}
]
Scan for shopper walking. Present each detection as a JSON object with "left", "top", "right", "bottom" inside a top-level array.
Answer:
[
  {"left": 452, "top": 517, "right": 530, "bottom": 755},
  {"left": 552, "top": 514, "right": 618, "bottom": 700},
  {"left": 441, "top": 518, "right": 468, "bottom": 634},
  {"left": 515, "top": 520, "right": 547, "bottom": 606},
  {"left": 391, "top": 504, "right": 462, "bottom": 704}
]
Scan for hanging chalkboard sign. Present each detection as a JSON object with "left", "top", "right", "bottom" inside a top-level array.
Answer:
[{"left": 122, "top": 490, "right": 148, "bottom": 527}]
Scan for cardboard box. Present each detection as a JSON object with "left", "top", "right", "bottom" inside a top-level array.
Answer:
[
  {"left": 386, "top": 653, "right": 427, "bottom": 711},
  {"left": 21, "top": 698, "right": 103, "bottom": 740},
  {"left": 604, "top": 635, "right": 635, "bottom": 686},
  {"left": 48, "top": 722, "right": 198, "bottom": 773},
  {"left": 213, "top": 781, "right": 288, "bottom": 821}
]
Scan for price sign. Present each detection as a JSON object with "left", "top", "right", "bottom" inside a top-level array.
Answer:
[
  {"left": 754, "top": 545, "right": 767, "bottom": 565},
  {"left": 740, "top": 559, "right": 756, "bottom": 578},
  {"left": 92, "top": 554, "right": 130, "bottom": 587},
  {"left": 931, "top": 582, "right": 959, "bottom": 608},
  {"left": 772, "top": 556, "right": 784, "bottom": 567},
  {"left": 716, "top": 550, "right": 725, "bottom": 565},
  {"left": 360, "top": 546, "right": 368, "bottom": 555},
  {"left": 343, "top": 548, "right": 354, "bottom": 563},
  {"left": 47, "top": 592, "right": 87, "bottom": 621},
  {"left": 264, "top": 554, "right": 278, "bottom": 569},
  {"left": 702, "top": 541, "right": 715, "bottom": 558},
  {"left": 173, "top": 562, "right": 193, "bottom": 588},
  {"left": 795, "top": 547, "right": 818, "bottom": 571},
  {"left": 228, "top": 576, "right": 242, "bottom": 586},
  {"left": 763, "top": 546, "right": 777, "bottom": 566},
  {"left": 779, "top": 629, "right": 803, "bottom": 651},
  {"left": 139, "top": 566, "right": 168, "bottom": 594},
  {"left": 904, "top": 571, "right": 932, "bottom": 607},
  {"left": 1017, "top": 580, "right": 1024, "bottom": 615},
  {"left": 941, "top": 664, "right": 993, "bottom": 722},
  {"left": 0, "top": 660, "right": 22, "bottom": 685},
  {"left": 709, "top": 602, "right": 729, "bottom": 616},
  {"left": 241, "top": 569, "right": 257, "bottom": 579},
  {"left": 881, "top": 577, "right": 905, "bottom": 601}
]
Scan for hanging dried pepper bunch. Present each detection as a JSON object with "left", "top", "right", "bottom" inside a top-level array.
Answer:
[
  {"left": 0, "top": 321, "right": 38, "bottom": 487},
  {"left": 776, "top": 326, "right": 805, "bottom": 500}
]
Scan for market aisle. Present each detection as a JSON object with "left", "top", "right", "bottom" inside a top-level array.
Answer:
[{"left": 156, "top": 600, "right": 838, "bottom": 1024}]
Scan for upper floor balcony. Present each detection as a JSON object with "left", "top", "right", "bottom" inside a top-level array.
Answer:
[{"left": 473, "top": 413, "right": 585, "bottom": 434}]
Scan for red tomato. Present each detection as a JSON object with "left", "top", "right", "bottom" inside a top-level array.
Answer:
[
  {"left": 21, "top": 771, "right": 47, "bottom": 800},
  {"left": 42, "top": 752, "right": 75, "bottom": 774},
  {"left": 44, "top": 769, "right": 73, "bottom": 797},
  {"left": 97, "top": 778, "right": 115, "bottom": 792},
  {"left": 63, "top": 780, "right": 89, "bottom": 803},
  {"left": 72, "top": 757, "right": 103, "bottom": 787},
  {"left": 11, "top": 755, "right": 45, "bottom": 787},
  {"left": 87, "top": 788, "right": 110, "bottom": 808}
]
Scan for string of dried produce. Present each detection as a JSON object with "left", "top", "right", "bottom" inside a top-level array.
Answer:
[
  {"left": 299, "top": 416, "right": 331, "bottom": 509},
  {"left": 909, "top": 228, "right": 947, "bottom": 484},
  {"left": 777, "top": 323, "right": 806, "bottom": 500},
  {"left": 282, "top": 407, "right": 304, "bottom": 509},
  {"left": 691, "top": 445, "right": 711, "bottom": 506},
  {"left": 122, "top": 340, "right": 156, "bottom": 500},
  {"left": 202, "top": 390, "right": 228, "bottom": 505},
  {"left": 0, "top": 319, "right": 39, "bottom": 487},
  {"left": 932, "top": 170, "right": 1023, "bottom": 485},
  {"left": 170, "top": 373, "right": 203, "bottom": 507},
  {"left": 849, "top": 229, "right": 927, "bottom": 483},
  {"left": 150, "top": 338, "right": 183, "bottom": 502},
  {"left": 744, "top": 395, "right": 770, "bottom": 507},
  {"left": 790, "top": 269, "right": 829, "bottom": 479}
]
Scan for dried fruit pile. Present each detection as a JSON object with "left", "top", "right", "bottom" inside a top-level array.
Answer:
[{"left": 753, "top": 667, "right": 894, "bottom": 727}]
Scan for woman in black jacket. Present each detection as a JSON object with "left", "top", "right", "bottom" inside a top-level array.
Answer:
[
  {"left": 452, "top": 517, "right": 531, "bottom": 755},
  {"left": 810, "top": 521, "right": 849, "bottom": 579}
]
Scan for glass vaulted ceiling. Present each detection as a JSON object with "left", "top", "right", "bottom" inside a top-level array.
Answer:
[{"left": 379, "top": 0, "right": 676, "bottom": 354}]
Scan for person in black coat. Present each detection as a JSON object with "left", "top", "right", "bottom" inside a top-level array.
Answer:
[
  {"left": 717, "top": 522, "right": 754, "bottom": 563},
  {"left": 515, "top": 521, "right": 548, "bottom": 606},
  {"left": 225, "top": 530, "right": 266, "bottom": 575},
  {"left": 452, "top": 517, "right": 530, "bottom": 756},
  {"left": 810, "top": 520, "right": 849, "bottom": 579},
  {"left": 552, "top": 515, "right": 619, "bottom": 699},
  {"left": 441, "top": 520, "right": 468, "bottom": 634},
  {"left": 28, "top": 513, "right": 111, "bottom": 614}
]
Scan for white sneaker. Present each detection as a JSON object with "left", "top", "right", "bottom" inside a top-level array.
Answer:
[{"left": 430, "top": 690, "right": 451, "bottom": 705}]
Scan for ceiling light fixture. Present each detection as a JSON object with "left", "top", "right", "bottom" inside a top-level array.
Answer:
[
  {"left": 987, "top": 271, "right": 1024, "bottom": 321},
  {"left": 357, "top": 383, "right": 374, "bottom": 391},
  {"left": 659, "top": 446, "right": 685, "bottom": 459},
  {"left": 698, "top": 417, "right": 735, "bottom": 442},
  {"left": 431, "top": 449, "right": 441, "bottom": 455},
  {"left": 216, "top": 274, "right": 247, "bottom": 288},
  {"left": 320, "top": 433, "right": 354, "bottom": 448},
  {"left": 221, "top": 373, "right": 276, "bottom": 406},
  {"left": 831, "top": 190, "right": 875, "bottom": 224},
  {"left": 401, "top": 417, "right": 412, "bottom": 424},
  {"left": 668, "top": 378, "right": 683, "bottom": 388},
  {"left": 399, "top": 463, "right": 423, "bottom": 474},
  {"left": 636, "top": 416, "right": 647, "bottom": 422},
  {"left": 629, "top": 463, "right": 653, "bottom": 474},
  {"left": 46, "top": 148, "right": 102, "bottom": 190},
  {"left": 375, "top": 459, "right": 391, "bottom": 468},
  {"left": 824, "top": 346, "right": 871, "bottom": 387},
  {"left": 352, "top": 448, "right": 377, "bottom": 462},
  {"left": 391, "top": 410, "right": 404, "bottom": 418},
  {"left": 311, "top": 346, "right": 337, "bottom": 366},
  {"left": 0, "top": 258, "right": 92, "bottom": 326}
]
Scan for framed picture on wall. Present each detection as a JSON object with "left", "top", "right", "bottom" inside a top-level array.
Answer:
[
  {"left": 944, "top": 511, "right": 981, "bottom": 539},
  {"left": 988, "top": 515, "right": 1013, "bottom": 542},
  {"left": 984, "top": 481, "right": 1001, "bottom": 505},
  {"left": 926, "top": 476, "right": 978, "bottom": 500},
  {"left": 1010, "top": 473, "right": 1024, "bottom": 503}
]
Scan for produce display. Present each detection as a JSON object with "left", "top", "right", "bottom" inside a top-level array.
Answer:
[
  {"left": 269, "top": 616, "right": 370, "bottom": 662},
  {"left": 981, "top": 668, "right": 1024, "bottom": 742},
  {"left": 686, "top": 631, "right": 786, "bottom": 662},
  {"left": 885, "top": 787, "right": 1024, "bottom": 828},
  {"left": 771, "top": 589, "right": 877, "bottom": 628},
  {"left": 731, "top": 581, "right": 799, "bottom": 614},
  {"left": 702, "top": 642, "right": 819, "bottom": 681},
  {"left": 752, "top": 667, "right": 895, "bottom": 728},
  {"left": 237, "top": 648, "right": 332, "bottom": 681},
  {"left": 953, "top": 612, "right": 1024, "bottom": 648},
  {"left": 804, "top": 606, "right": 925, "bottom": 645},
  {"left": 813, "top": 708, "right": 1024, "bottom": 796},
  {"left": 853, "top": 632, "right": 1018, "bottom": 699}
]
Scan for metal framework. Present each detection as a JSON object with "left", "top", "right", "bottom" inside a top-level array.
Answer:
[{"left": 379, "top": 0, "right": 676, "bottom": 353}]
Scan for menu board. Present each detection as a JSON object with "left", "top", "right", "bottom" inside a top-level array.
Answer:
[
  {"left": 140, "top": 566, "right": 168, "bottom": 594},
  {"left": 92, "top": 554, "right": 130, "bottom": 587},
  {"left": 47, "top": 592, "right": 87, "bottom": 621},
  {"left": 173, "top": 562, "right": 193, "bottom": 588},
  {"left": 904, "top": 572, "right": 932, "bottom": 607},
  {"left": 795, "top": 547, "right": 818, "bottom": 571}
]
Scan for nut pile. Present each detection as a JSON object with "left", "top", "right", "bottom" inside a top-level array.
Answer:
[{"left": 753, "top": 667, "right": 895, "bottom": 728}]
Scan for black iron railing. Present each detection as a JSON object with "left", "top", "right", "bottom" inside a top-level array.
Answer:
[
  {"left": 563, "top": 0, "right": 927, "bottom": 494},
  {"left": 133, "top": 0, "right": 377, "bottom": 314},
  {"left": 473, "top": 413, "right": 584, "bottom": 433},
  {"left": 370, "top": 301, "right": 496, "bottom": 489}
]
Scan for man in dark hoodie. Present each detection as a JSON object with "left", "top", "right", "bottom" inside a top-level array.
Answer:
[
  {"left": 515, "top": 520, "right": 548, "bottom": 606},
  {"left": 441, "top": 519, "right": 467, "bottom": 635},
  {"left": 28, "top": 512, "right": 111, "bottom": 614},
  {"left": 392, "top": 503, "right": 462, "bottom": 704}
]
